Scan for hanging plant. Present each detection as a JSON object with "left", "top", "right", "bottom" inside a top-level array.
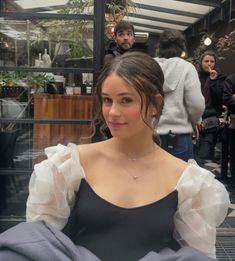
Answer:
[
  {"left": 105, "top": 0, "right": 137, "bottom": 23},
  {"left": 216, "top": 30, "right": 235, "bottom": 55}
]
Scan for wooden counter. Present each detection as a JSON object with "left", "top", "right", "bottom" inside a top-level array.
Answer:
[{"left": 33, "top": 94, "right": 93, "bottom": 163}]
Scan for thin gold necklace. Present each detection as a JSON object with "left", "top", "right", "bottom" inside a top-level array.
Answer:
[
  {"left": 121, "top": 144, "right": 157, "bottom": 180},
  {"left": 125, "top": 144, "right": 157, "bottom": 162}
]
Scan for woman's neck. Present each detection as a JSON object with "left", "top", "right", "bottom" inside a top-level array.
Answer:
[{"left": 111, "top": 136, "right": 156, "bottom": 158}]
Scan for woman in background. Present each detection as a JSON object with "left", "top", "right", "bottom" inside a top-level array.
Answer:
[{"left": 195, "top": 50, "right": 226, "bottom": 166}]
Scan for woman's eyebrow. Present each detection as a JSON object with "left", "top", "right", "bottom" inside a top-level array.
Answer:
[{"left": 101, "top": 92, "right": 133, "bottom": 97}]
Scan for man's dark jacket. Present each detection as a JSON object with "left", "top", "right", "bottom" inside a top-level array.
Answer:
[
  {"left": 223, "top": 73, "right": 235, "bottom": 114},
  {"left": 104, "top": 41, "right": 127, "bottom": 65}
]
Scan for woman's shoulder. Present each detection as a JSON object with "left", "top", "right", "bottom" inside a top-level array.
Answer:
[
  {"left": 159, "top": 152, "right": 219, "bottom": 192},
  {"left": 158, "top": 150, "right": 188, "bottom": 188},
  {"left": 175, "top": 159, "right": 226, "bottom": 197},
  {"left": 177, "top": 160, "right": 213, "bottom": 184},
  {"left": 34, "top": 143, "right": 85, "bottom": 179},
  {"left": 78, "top": 140, "right": 108, "bottom": 158}
]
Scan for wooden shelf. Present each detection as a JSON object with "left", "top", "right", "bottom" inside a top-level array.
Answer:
[{"left": 33, "top": 94, "right": 93, "bottom": 163}]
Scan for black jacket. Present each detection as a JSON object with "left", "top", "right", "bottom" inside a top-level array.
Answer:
[
  {"left": 223, "top": 73, "right": 235, "bottom": 114},
  {"left": 198, "top": 70, "right": 226, "bottom": 118},
  {"left": 104, "top": 41, "right": 128, "bottom": 65}
]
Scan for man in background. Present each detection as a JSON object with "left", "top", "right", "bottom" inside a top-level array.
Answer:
[
  {"left": 104, "top": 20, "right": 135, "bottom": 64},
  {"left": 223, "top": 73, "right": 235, "bottom": 187}
]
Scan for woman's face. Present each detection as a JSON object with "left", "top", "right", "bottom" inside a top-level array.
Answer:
[
  {"left": 101, "top": 73, "right": 153, "bottom": 139},
  {"left": 201, "top": 55, "right": 216, "bottom": 72}
]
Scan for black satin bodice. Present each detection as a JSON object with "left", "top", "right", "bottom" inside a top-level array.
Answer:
[{"left": 64, "top": 179, "right": 180, "bottom": 261}]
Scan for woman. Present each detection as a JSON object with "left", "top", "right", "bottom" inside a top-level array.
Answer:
[
  {"left": 194, "top": 50, "right": 226, "bottom": 165},
  {"left": 154, "top": 29, "right": 205, "bottom": 161},
  {"left": 0, "top": 52, "right": 230, "bottom": 261}
]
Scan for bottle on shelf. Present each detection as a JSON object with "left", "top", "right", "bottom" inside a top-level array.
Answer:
[
  {"left": 35, "top": 53, "right": 44, "bottom": 67},
  {"left": 42, "top": 49, "right": 51, "bottom": 68}
]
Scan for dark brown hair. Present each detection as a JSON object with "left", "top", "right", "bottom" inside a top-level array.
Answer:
[
  {"left": 114, "top": 20, "right": 135, "bottom": 36},
  {"left": 198, "top": 50, "right": 217, "bottom": 72},
  {"left": 158, "top": 29, "right": 186, "bottom": 58},
  {"left": 92, "top": 51, "right": 164, "bottom": 142}
]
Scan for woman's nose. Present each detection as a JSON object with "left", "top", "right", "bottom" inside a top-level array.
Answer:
[{"left": 109, "top": 103, "right": 121, "bottom": 116}]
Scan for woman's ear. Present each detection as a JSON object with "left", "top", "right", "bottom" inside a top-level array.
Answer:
[
  {"left": 147, "top": 94, "right": 163, "bottom": 119},
  {"left": 156, "top": 94, "right": 163, "bottom": 109},
  {"left": 152, "top": 94, "right": 163, "bottom": 117}
]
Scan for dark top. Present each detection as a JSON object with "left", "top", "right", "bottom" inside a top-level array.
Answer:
[
  {"left": 223, "top": 73, "right": 235, "bottom": 114},
  {"left": 64, "top": 179, "right": 180, "bottom": 261},
  {"left": 104, "top": 41, "right": 132, "bottom": 65},
  {"left": 198, "top": 70, "right": 226, "bottom": 118}
]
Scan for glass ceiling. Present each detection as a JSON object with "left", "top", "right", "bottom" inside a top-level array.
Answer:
[{"left": 2, "top": 0, "right": 224, "bottom": 35}]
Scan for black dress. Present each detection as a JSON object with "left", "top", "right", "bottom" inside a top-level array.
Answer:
[{"left": 64, "top": 179, "right": 180, "bottom": 261}]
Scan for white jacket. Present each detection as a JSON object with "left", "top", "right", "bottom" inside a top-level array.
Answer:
[
  {"left": 154, "top": 57, "right": 205, "bottom": 135},
  {"left": 26, "top": 144, "right": 230, "bottom": 259}
]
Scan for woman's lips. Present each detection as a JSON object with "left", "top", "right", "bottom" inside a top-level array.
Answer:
[{"left": 108, "top": 122, "right": 127, "bottom": 128}]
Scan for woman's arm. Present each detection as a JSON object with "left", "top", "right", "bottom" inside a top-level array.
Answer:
[
  {"left": 174, "top": 162, "right": 230, "bottom": 258},
  {"left": 26, "top": 143, "right": 84, "bottom": 230}
]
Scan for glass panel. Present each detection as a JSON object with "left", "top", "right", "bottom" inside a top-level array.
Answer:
[
  {"left": 0, "top": 171, "right": 29, "bottom": 227},
  {"left": 2, "top": 0, "right": 94, "bottom": 15},
  {"left": 0, "top": 18, "right": 93, "bottom": 68},
  {"left": 0, "top": 120, "right": 92, "bottom": 229},
  {"left": 0, "top": 0, "right": 96, "bottom": 228}
]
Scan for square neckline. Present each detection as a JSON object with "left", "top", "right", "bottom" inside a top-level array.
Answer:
[
  {"left": 71, "top": 143, "right": 198, "bottom": 210},
  {"left": 80, "top": 178, "right": 178, "bottom": 211}
]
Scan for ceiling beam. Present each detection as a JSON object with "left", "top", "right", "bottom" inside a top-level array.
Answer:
[
  {"left": 175, "top": 0, "right": 221, "bottom": 8},
  {"left": 135, "top": 3, "right": 203, "bottom": 18},
  {"left": 184, "top": 0, "right": 230, "bottom": 37},
  {"left": 11, "top": 5, "right": 65, "bottom": 13},
  {"left": 128, "top": 12, "right": 191, "bottom": 27},
  {"left": 0, "top": 11, "right": 93, "bottom": 20},
  {"left": 132, "top": 21, "right": 182, "bottom": 32}
]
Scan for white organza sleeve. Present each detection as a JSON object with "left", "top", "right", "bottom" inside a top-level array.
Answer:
[
  {"left": 174, "top": 161, "right": 230, "bottom": 258},
  {"left": 26, "top": 143, "right": 85, "bottom": 230}
]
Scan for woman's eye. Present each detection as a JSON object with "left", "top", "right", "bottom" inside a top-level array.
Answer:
[
  {"left": 102, "top": 97, "right": 112, "bottom": 105},
  {"left": 121, "top": 97, "right": 133, "bottom": 104}
]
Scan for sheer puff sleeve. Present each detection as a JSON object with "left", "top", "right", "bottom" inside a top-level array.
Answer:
[
  {"left": 174, "top": 160, "right": 230, "bottom": 258},
  {"left": 26, "top": 143, "right": 85, "bottom": 230}
]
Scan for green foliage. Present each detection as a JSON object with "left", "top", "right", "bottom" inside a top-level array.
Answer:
[
  {"left": 0, "top": 71, "right": 27, "bottom": 86},
  {"left": 62, "top": 0, "right": 93, "bottom": 14},
  {"left": 105, "top": 0, "right": 137, "bottom": 22},
  {"left": 27, "top": 73, "right": 55, "bottom": 90},
  {"left": 216, "top": 30, "right": 235, "bottom": 57},
  {"left": 0, "top": 71, "right": 54, "bottom": 89},
  {"left": 0, "top": 71, "right": 56, "bottom": 131},
  {"left": 32, "top": 0, "right": 94, "bottom": 59}
]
